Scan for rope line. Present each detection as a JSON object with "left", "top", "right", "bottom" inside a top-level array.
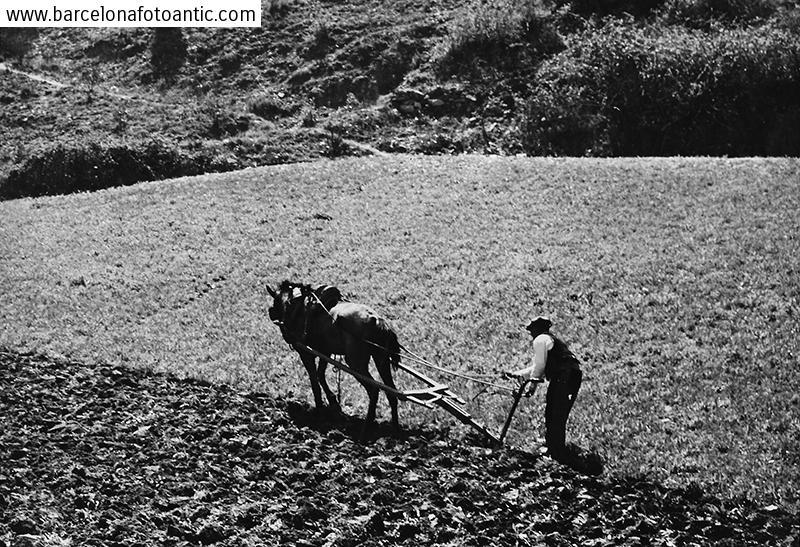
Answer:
[
  {"left": 305, "top": 288, "right": 514, "bottom": 394},
  {"left": 398, "top": 344, "right": 515, "bottom": 394}
]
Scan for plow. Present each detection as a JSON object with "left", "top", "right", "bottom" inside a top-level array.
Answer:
[
  {"left": 268, "top": 280, "right": 537, "bottom": 446},
  {"left": 290, "top": 341, "right": 534, "bottom": 446}
]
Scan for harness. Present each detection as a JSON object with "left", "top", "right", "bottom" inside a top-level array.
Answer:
[
  {"left": 273, "top": 284, "right": 342, "bottom": 346},
  {"left": 271, "top": 282, "right": 514, "bottom": 394}
]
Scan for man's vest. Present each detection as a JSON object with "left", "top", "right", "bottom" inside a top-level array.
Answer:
[{"left": 545, "top": 334, "right": 581, "bottom": 380}]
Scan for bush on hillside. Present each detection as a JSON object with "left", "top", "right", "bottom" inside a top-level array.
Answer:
[
  {"left": 553, "top": 0, "right": 666, "bottom": 17},
  {"left": 523, "top": 22, "right": 800, "bottom": 156},
  {"left": 265, "top": 0, "right": 294, "bottom": 14},
  {"left": 0, "top": 28, "right": 39, "bottom": 65},
  {"left": 150, "top": 28, "right": 187, "bottom": 75},
  {"left": 248, "top": 93, "right": 296, "bottom": 120},
  {"left": 0, "top": 139, "right": 208, "bottom": 200},
  {"left": 776, "top": 7, "right": 800, "bottom": 33},
  {"left": 657, "top": 0, "right": 782, "bottom": 28},
  {"left": 372, "top": 37, "right": 420, "bottom": 94},
  {"left": 437, "top": 0, "right": 564, "bottom": 77},
  {"left": 202, "top": 102, "right": 251, "bottom": 138}
]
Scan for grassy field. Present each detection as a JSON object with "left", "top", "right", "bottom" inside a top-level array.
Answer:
[{"left": 1, "top": 155, "right": 798, "bottom": 511}]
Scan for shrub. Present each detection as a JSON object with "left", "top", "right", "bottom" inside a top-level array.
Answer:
[
  {"left": 265, "top": 0, "right": 294, "bottom": 14},
  {"left": 438, "top": 0, "right": 564, "bottom": 76},
  {"left": 0, "top": 28, "right": 39, "bottom": 65},
  {"left": 248, "top": 93, "right": 295, "bottom": 120},
  {"left": 304, "top": 20, "right": 334, "bottom": 58},
  {"left": 372, "top": 37, "right": 419, "bottom": 94},
  {"left": 554, "top": 0, "right": 666, "bottom": 17},
  {"left": 203, "top": 102, "right": 250, "bottom": 138},
  {"left": 323, "top": 131, "right": 348, "bottom": 158},
  {"left": 775, "top": 5, "right": 800, "bottom": 34},
  {"left": 218, "top": 51, "right": 242, "bottom": 76},
  {"left": 524, "top": 22, "right": 800, "bottom": 156},
  {"left": 0, "top": 139, "right": 207, "bottom": 200},
  {"left": 658, "top": 0, "right": 781, "bottom": 28},
  {"left": 301, "top": 107, "right": 317, "bottom": 127},
  {"left": 112, "top": 108, "right": 129, "bottom": 134},
  {"left": 150, "top": 28, "right": 187, "bottom": 75}
]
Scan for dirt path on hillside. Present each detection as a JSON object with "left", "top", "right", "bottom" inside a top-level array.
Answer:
[
  {"left": 1, "top": 61, "right": 386, "bottom": 157},
  {"left": 1, "top": 349, "right": 796, "bottom": 546},
  {"left": 1, "top": 62, "right": 67, "bottom": 89},
  {"left": 1, "top": 61, "right": 174, "bottom": 105},
  {"left": 303, "top": 127, "right": 388, "bottom": 157}
]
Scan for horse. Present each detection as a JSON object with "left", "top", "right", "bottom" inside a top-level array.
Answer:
[{"left": 267, "top": 280, "right": 401, "bottom": 438}]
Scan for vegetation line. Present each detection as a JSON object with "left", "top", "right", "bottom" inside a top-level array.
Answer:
[{"left": 0, "top": 61, "right": 66, "bottom": 88}]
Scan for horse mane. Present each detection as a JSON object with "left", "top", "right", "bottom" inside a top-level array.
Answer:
[
  {"left": 278, "top": 279, "right": 296, "bottom": 294},
  {"left": 278, "top": 279, "right": 314, "bottom": 300},
  {"left": 313, "top": 284, "right": 343, "bottom": 310},
  {"left": 276, "top": 280, "right": 344, "bottom": 315}
]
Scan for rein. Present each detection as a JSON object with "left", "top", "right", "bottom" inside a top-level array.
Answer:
[{"left": 305, "top": 288, "right": 514, "bottom": 395}]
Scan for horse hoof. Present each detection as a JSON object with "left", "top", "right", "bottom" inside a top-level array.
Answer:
[
  {"left": 358, "top": 426, "right": 375, "bottom": 444},
  {"left": 311, "top": 406, "right": 327, "bottom": 419}
]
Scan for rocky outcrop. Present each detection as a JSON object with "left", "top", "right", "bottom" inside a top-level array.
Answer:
[{"left": 390, "top": 85, "right": 478, "bottom": 117}]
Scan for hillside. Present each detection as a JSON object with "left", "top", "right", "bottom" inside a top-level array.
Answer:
[
  {"left": 0, "top": 0, "right": 468, "bottom": 187},
  {"left": 2, "top": 2, "right": 800, "bottom": 543},
  {"left": 2, "top": 349, "right": 797, "bottom": 546},
  {"left": 2, "top": 155, "right": 798, "bottom": 518},
  {"left": 2, "top": 0, "right": 800, "bottom": 199}
]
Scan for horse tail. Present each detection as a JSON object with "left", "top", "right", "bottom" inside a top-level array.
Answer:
[
  {"left": 375, "top": 318, "right": 401, "bottom": 370},
  {"left": 387, "top": 328, "right": 401, "bottom": 371}
]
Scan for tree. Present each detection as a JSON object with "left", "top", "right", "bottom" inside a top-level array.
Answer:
[
  {"left": 150, "top": 28, "right": 187, "bottom": 75},
  {"left": 0, "top": 28, "right": 40, "bottom": 66}
]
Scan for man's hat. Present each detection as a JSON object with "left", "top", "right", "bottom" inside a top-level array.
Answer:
[{"left": 526, "top": 316, "right": 552, "bottom": 333}]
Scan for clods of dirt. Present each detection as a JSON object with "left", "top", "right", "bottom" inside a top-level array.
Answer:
[{"left": 1, "top": 349, "right": 797, "bottom": 546}]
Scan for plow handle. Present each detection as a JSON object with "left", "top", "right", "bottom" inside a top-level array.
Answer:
[{"left": 499, "top": 379, "right": 534, "bottom": 444}]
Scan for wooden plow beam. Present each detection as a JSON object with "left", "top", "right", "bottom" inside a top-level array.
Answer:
[{"left": 292, "top": 342, "right": 527, "bottom": 446}]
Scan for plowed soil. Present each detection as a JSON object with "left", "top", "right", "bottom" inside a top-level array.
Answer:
[{"left": 1, "top": 349, "right": 797, "bottom": 546}]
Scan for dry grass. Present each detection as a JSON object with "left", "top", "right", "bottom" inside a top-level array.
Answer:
[{"left": 1, "top": 155, "right": 798, "bottom": 510}]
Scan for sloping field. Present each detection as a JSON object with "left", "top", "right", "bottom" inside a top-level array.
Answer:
[
  {"left": 2, "top": 349, "right": 796, "bottom": 546},
  {"left": 1, "top": 155, "right": 799, "bottom": 514}
]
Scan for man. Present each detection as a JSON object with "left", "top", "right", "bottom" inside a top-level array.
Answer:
[{"left": 507, "top": 316, "right": 583, "bottom": 461}]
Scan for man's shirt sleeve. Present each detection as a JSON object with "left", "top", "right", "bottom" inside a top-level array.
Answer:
[
  {"left": 511, "top": 334, "right": 553, "bottom": 380},
  {"left": 530, "top": 333, "right": 552, "bottom": 379}
]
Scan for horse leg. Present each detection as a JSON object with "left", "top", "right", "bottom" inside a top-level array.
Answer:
[
  {"left": 374, "top": 350, "right": 400, "bottom": 433},
  {"left": 346, "top": 350, "right": 379, "bottom": 442},
  {"left": 300, "top": 352, "right": 324, "bottom": 411},
  {"left": 317, "top": 354, "right": 341, "bottom": 413}
]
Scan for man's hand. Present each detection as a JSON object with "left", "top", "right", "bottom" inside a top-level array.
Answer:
[
  {"left": 504, "top": 370, "right": 543, "bottom": 399},
  {"left": 504, "top": 368, "right": 534, "bottom": 380},
  {"left": 523, "top": 381, "right": 540, "bottom": 398}
]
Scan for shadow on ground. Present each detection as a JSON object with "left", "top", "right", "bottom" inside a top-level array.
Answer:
[
  {"left": 285, "top": 399, "right": 433, "bottom": 444},
  {"left": 1, "top": 348, "right": 797, "bottom": 546}
]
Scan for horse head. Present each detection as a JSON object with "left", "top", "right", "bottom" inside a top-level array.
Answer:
[
  {"left": 267, "top": 280, "right": 309, "bottom": 343},
  {"left": 266, "top": 280, "right": 402, "bottom": 436}
]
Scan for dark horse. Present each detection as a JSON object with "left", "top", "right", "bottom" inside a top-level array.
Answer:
[{"left": 267, "top": 280, "right": 401, "bottom": 436}]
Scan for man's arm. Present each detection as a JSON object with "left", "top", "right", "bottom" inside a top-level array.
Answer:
[{"left": 507, "top": 334, "right": 552, "bottom": 381}]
